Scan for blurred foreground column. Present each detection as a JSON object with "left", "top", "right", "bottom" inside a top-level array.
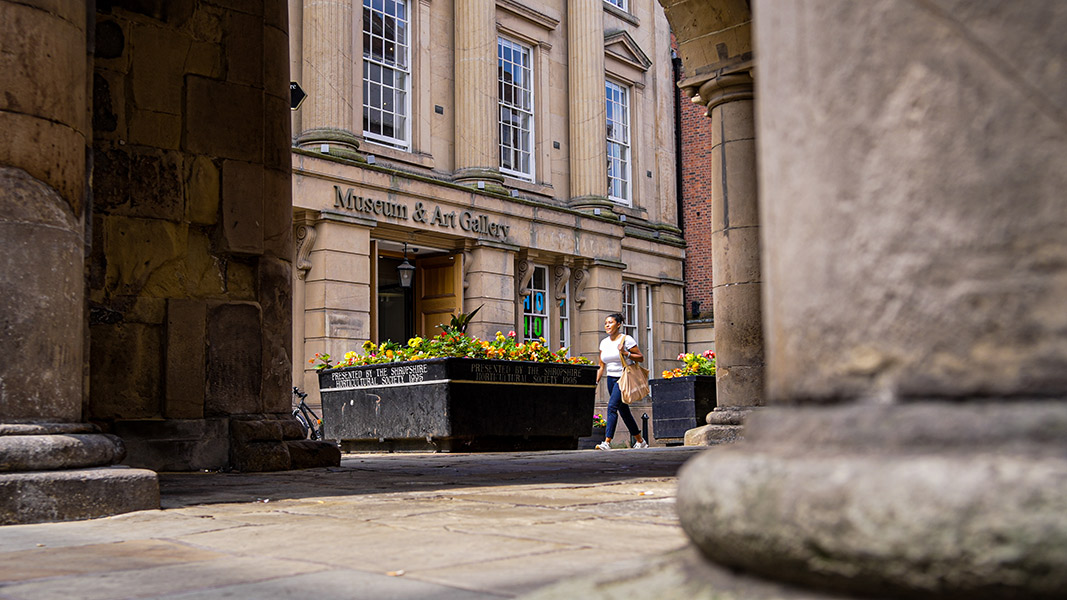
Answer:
[
  {"left": 0, "top": 0, "right": 157, "bottom": 525},
  {"left": 676, "top": 1, "right": 1067, "bottom": 598}
]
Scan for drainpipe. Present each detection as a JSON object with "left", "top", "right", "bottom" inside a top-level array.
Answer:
[{"left": 671, "top": 48, "right": 688, "bottom": 352}]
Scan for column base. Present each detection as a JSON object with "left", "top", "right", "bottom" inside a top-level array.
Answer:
[
  {"left": 568, "top": 195, "right": 614, "bottom": 213},
  {"left": 453, "top": 167, "right": 506, "bottom": 193},
  {"left": 676, "top": 402, "right": 1067, "bottom": 599},
  {"left": 0, "top": 423, "right": 160, "bottom": 524},
  {"left": 683, "top": 406, "right": 754, "bottom": 446},
  {"left": 0, "top": 466, "right": 160, "bottom": 525},
  {"left": 295, "top": 128, "right": 363, "bottom": 160}
]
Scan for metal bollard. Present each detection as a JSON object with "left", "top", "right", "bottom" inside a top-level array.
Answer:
[{"left": 642, "top": 413, "right": 649, "bottom": 443}]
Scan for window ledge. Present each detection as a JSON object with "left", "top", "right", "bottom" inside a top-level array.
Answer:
[
  {"left": 360, "top": 139, "right": 435, "bottom": 170},
  {"left": 603, "top": 3, "right": 639, "bottom": 27}
]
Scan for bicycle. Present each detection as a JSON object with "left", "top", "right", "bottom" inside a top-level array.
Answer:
[{"left": 292, "top": 387, "right": 324, "bottom": 440}]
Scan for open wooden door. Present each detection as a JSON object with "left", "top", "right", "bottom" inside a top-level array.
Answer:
[{"left": 415, "top": 253, "right": 464, "bottom": 336}]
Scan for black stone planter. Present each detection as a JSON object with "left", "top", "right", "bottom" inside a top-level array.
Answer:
[
  {"left": 319, "top": 358, "right": 597, "bottom": 452},
  {"left": 650, "top": 375, "right": 716, "bottom": 442}
]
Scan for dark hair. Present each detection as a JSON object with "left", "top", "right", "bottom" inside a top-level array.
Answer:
[{"left": 607, "top": 312, "right": 625, "bottom": 325}]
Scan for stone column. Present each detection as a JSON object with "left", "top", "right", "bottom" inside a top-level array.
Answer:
[
  {"left": 677, "top": 1, "right": 1067, "bottom": 598},
  {"left": 0, "top": 0, "right": 157, "bottom": 525},
  {"left": 567, "top": 0, "right": 609, "bottom": 210},
  {"left": 681, "top": 70, "right": 763, "bottom": 443},
  {"left": 453, "top": 0, "right": 503, "bottom": 188},
  {"left": 295, "top": 0, "right": 361, "bottom": 157}
]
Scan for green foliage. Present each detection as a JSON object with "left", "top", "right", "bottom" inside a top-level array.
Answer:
[{"left": 438, "top": 304, "right": 483, "bottom": 335}]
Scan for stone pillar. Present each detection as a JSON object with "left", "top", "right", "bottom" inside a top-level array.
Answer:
[
  {"left": 681, "top": 70, "right": 763, "bottom": 443},
  {"left": 676, "top": 1, "right": 1067, "bottom": 598},
  {"left": 295, "top": 0, "right": 361, "bottom": 156},
  {"left": 0, "top": 0, "right": 157, "bottom": 525},
  {"left": 301, "top": 213, "right": 375, "bottom": 388},
  {"left": 567, "top": 0, "right": 609, "bottom": 210},
  {"left": 463, "top": 243, "right": 518, "bottom": 340},
  {"left": 453, "top": 0, "right": 503, "bottom": 188}
]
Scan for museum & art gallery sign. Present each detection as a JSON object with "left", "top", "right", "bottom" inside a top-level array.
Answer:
[{"left": 333, "top": 186, "right": 510, "bottom": 241}]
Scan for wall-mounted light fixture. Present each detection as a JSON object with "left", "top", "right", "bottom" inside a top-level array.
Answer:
[{"left": 397, "top": 242, "right": 415, "bottom": 288}]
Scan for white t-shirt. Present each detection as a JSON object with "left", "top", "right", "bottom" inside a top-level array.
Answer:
[{"left": 600, "top": 334, "right": 638, "bottom": 378}]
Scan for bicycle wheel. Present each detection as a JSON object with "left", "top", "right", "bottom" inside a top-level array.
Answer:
[{"left": 292, "top": 409, "right": 311, "bottom": 439}]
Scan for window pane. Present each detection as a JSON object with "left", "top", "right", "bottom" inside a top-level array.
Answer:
[
  {"left": 363, "top": 0, "right": 410, "bottom": 148},
  {"left": 498, "top": 37, "right": 535, "bottom": 180}
]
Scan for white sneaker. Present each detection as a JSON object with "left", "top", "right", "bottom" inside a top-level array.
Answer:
[
  {"left": 595, "top": 441, "right": 612, "bottom": 451},
  {"left": 632, "top": 440, "right": 649, "bottom": 449}
]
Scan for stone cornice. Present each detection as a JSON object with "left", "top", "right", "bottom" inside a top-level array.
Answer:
[{"left": 496, "top": 0, "right": 559, "bottom": 31}]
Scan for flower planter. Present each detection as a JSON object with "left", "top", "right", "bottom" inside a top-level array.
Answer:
[
  {"left": 650, "top": 375, "right": 717, "bottom": 441},
  {"left": 319, "top": 358, "right": 598, "bottom": 452}
]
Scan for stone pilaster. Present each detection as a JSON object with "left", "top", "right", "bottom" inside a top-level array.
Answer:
[
  {"left": 453, "top": 0, "right": 503, "bottom": 188},
  {"left": 463, "top": 243, "right": 518, "bottom": 340},
  {"left": 0, "top": 0, "right": 157, "bottom": 525},
  {"left": 676, "top": 1, "right": 1067, "bottom": 597},
  {"left": 567, "top": 0, "right": 610, "bottom": 210},
  {"left": 295, "top": 0, "right": 361, "bottom": 156}
]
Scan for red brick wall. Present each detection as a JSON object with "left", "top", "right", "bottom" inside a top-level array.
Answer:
[{"left": 673, "top": 37, "right": 714, "bottom": 320}]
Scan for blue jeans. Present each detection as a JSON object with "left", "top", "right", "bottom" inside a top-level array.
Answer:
[{"left": 605, "top": 375, "right": 640, "bottom": 439}]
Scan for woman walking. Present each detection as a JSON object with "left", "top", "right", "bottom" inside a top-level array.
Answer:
[{"left": 595, "top": 312, "right": 649, "bottom": 450}]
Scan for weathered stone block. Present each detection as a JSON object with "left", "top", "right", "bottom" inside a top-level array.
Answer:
[
  {"left": 259, "top": 257, "right": 293, "bottom": 413},
  {"left": 286, "top": 439, "right": 341, "bottom": 470},
  {"left": 185, "top": 155, "right": 219, "bottom": 225},
  {"left": 185, "top": 41, "right": 223, "bottom": 78},
  {"left": 224, "top": 10, "right": 264, "bottom": 87},
  {"left": 103, "top": 216, "right": 188, "bottom": 297},
  {"left": 262, "top": 167, "right": 292, "bottom": 257},
  {"left": 130, "top": 23, "right": 189, "bottom": 114},
  {"left": 186, "top": 229, "right": 226, "bottom": 296},
  {"left": 89, "top": 322, "right": 163, "bottom": 420},
  {"left": 230, "top": 419, "right": 283, "bottom": 443},
  {"left": 231, "top": 440, "right": 290, "bottom": 472},
  {"left": 185, "top": 76, "right": 264, "bottom": 162},
  {"left": 206, "top": 303, "right": 262, "bottom": 416},
  {"left": 128, "top": 108, "right": 182, "bottom": 149},
  {"left": 113, "top": 418, "right": 228, "bottom": 471},
  {"left": 0, "top": 467, "right": 159, "bottom": 525},
  {"left": 129, "top": 149, "right": 184, "bottom": 221},
  {"left": 221, "top": 160, "right": 265, "bottom": 255},
  {"left": 226, "top": 258, "right": 257, "bottom": 300},
  {"left": 165, "top": 299, "right": 206, "bottom": 419}
]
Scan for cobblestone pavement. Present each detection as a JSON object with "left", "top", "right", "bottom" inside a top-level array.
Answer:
[{"left": 0, "top": 447, "right": 707, "bottom": 599}]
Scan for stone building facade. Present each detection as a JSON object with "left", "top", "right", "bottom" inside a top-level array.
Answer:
[
  {"left": 287, "top": 0, "right": 687, "bottom": 417},
  {"left": 3, "top": 1, "right": 1065, "bottom": 597}
]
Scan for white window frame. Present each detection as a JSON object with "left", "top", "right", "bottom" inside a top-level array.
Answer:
[
  {"left": 363, "top": 0, "right": 411, "bottom": 149},
  {"left": 498, "top": 36, "right": 535, "bottom": 181},
  {"left": 604, "top": 0, "right": 628, "bottom": 12},
  {"left": 622, "top": 282, "right": 638, "bottom": 340},
  {"left": 523, "top": 265, "right": 549, "bottom": 342},
  {"left": 644, "top": 286, "right": 654, "bottom": 368},
  {"left": 558, "top": 280, "right": 571, "bottom": 355},
  {"left": 606, "top": 79, "right": 632, "bottom": 205}
]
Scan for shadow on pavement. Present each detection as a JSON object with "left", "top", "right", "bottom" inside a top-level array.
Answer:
[{"left": 159, "top": 446, "right": 709, "bottom": 509}]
